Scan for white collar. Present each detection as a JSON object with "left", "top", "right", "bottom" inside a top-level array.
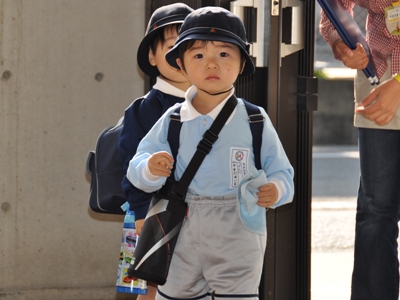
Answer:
[
  {"left": 180, "top": 85, "right": 236, "bottom": 123},
  {"left": 152, "top": 77, "right": 186, "bottom": 98}
]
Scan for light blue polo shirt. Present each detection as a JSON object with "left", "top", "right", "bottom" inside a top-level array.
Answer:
[{"left": 127, "top": 86, "right": 294, "bottom": 208}]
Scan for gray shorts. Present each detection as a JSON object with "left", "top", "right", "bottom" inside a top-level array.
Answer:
[{"left": 156, "top": 195, "right": 267, "bottom": 300}]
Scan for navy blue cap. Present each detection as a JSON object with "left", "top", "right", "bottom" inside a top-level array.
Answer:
[
  {"left": 165, "top": 6, "right": 255, "bottom": 77},
  {"left": 137, "top": 3, "right": 194, "bottom": 77}
]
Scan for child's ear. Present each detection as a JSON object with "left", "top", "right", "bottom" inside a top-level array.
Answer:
[
  {"left": 149, "top": 49, "right": 157, "bottom": 67},
  {"left": 240, "top": 61, "right": 246, "bottom": 74},
  {"left": 176, "top": 58, "right": 184, "bottom": 72}
]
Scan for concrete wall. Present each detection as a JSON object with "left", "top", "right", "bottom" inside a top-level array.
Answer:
[
  {"left": 0, "top": 1, "right": 145, "bottom": 299},
  {"left": 313, "top": 79, "right": 358, "bottom": 145}
]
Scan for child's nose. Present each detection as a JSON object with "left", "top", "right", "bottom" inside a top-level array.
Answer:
[{"left": 206, "top": 59, "right": 218, "bottom": 69}]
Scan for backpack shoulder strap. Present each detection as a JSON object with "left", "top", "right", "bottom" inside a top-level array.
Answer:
[
  {"left": 242, "top": 100, "right": 264, "bottom": 170},
  {"left": 168, "top": 105, "right": 183, "bottom": 180},
  {"left": 167, "top": 100, "right": 264, "bottom": 172}
]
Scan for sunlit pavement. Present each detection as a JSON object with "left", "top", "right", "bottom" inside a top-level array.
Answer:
[
  {"left": 311, "top": 146, "right": 358, "bottom": 300},
  {"left": 311, "top": 201, "right": 355, "bottom": 300}
]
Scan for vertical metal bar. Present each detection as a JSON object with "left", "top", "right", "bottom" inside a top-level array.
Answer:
[
  {"left": 295, "top": 0, "right": 315, "bottom": 298},
  {"left": 267, "top": 13, "right": 281, "bottom": 130},
  {"left": 262, "top": 5, "right": 283, "bottom": 300}
]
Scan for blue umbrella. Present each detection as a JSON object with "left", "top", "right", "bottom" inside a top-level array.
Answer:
[{"left": 318, "top": 0, "right": 379, "bottom": 85}]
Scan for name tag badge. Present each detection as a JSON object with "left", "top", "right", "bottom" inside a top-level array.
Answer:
[
  {"left": 385, "top": 2, "right": 400, "bottom": 36},
  {"left": 230, "top": 147, "right": 250, "bottom": 189}
]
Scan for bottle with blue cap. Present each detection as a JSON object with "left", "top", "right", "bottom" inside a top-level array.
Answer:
[{"left": 116, "top": 203, "right": 147, "bottom": 294}]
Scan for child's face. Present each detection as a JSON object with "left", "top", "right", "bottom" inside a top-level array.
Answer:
[
  {"left": 177, "top": 41, "right": 243, "bottom": 95},
  {"left": 149, "top": 27, "right": 189, "bottom": 87}
]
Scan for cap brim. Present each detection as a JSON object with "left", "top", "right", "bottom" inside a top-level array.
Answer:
[{"left": 165, "top": 33, "right": 255, "bottom": 77}]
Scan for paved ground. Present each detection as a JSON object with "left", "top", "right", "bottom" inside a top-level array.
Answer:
[
  {"left": 311, "top": 146, "right": 359, "bottom": 300},
  {"left": 312, "top": 250, "right": 354, "bottom": 300},
  {"left": 311, "top": 201, "right": 355, "bottom": 300}
]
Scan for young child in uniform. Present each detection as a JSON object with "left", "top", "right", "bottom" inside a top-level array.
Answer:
[
  {"left": 127, "top": 6, "right": 294, "bottom": 300},
  {"left": 117, "top": 3, "right": 193, "bottom": 299}
]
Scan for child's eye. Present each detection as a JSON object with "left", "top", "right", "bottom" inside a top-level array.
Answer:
[
  {"left": 220, "top": 52, "right": 228, "bottom": 57},
  {"left": 194, "top": 54, "right": 203, "bottom": 59}
]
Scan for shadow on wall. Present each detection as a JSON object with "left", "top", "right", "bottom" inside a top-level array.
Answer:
[{"left": 313, "top": 79, "right": 358, "bottom": 145}]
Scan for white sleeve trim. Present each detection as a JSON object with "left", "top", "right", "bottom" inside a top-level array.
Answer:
[
  {"left": 142, "top": 162, "right": 162, "bottom": 182},
  {"left": 268, "top": 179, "right": 286, "bottom": 202}
]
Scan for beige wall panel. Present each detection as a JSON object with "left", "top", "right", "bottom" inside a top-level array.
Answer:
[{"left": 0, "top": 0, "right": 146, "bottom": 298}]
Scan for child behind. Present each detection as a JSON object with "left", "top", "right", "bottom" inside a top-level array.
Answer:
[
  {"left": 117, "top": 3, "right": 193, "bottom": 299},
  {"left": 128, "top": 6, "right": 294, "bottom": 300}
]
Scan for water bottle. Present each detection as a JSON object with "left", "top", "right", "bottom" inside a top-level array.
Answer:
[{"left": 116, "top": 208, "right": 147, "bottom": 294}]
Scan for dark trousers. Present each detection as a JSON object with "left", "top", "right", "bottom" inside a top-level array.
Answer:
[{"left": 351, "top": 128, "right": 400, "bottom": 300}]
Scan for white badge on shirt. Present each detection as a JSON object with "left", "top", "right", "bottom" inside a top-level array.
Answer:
[
  {"left": 230, "top": 147, "right": 250, "bottom": 188},
  {"left": 385, "top": 2, "right": 400, "bottom": 36}
]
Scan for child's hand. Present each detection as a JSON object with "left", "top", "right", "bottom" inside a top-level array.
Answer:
[
  {"left": 135, "top": 219, "right": 145, "bottom": 236},
  {"left": 137, "top": 283, "right": 157, "bottom": 300},
  {"left": 148, "top": 151, "right": 174, "bottom": 177},
  {"left": 256, "top": 183, "right": 278, "bottom": 208}
]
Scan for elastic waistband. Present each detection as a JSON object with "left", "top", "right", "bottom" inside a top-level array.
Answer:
[{"left": 185, "top": 194, "right": 237, "bottom": 205}]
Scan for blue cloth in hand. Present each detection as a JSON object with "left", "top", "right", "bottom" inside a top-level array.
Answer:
[{"left": 236, "top": 166, "right": 267, "bottom": 235}]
